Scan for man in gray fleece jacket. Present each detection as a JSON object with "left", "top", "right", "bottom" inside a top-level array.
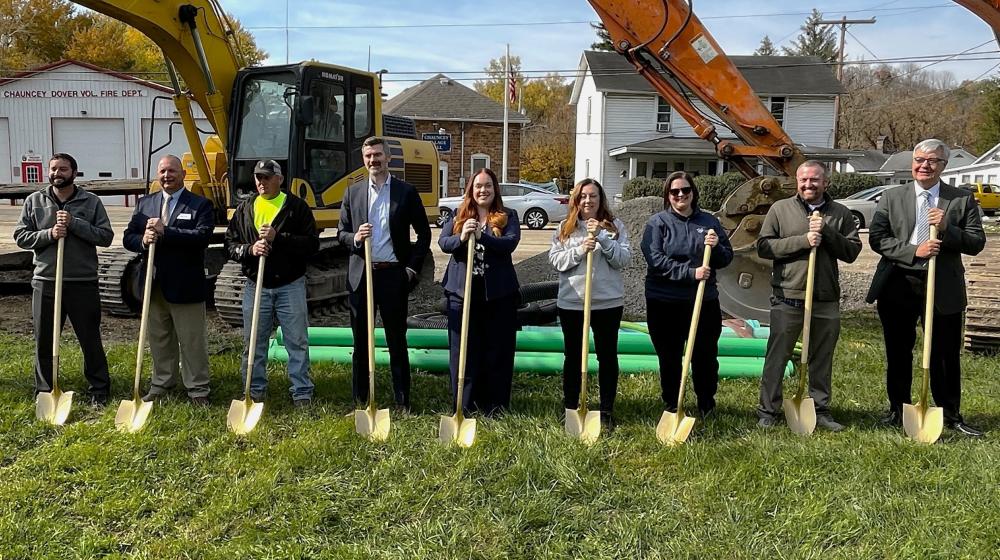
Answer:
[
  {"left": 756, "top": 160, "right": 862, "bottom": 431},
  {"left": 13, "top": 153, "right": 114, "bottom": 404}
]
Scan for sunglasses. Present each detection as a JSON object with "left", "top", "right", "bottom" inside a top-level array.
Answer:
[{"left": 669, "top": 187, "right": 693, "bottom": 197}]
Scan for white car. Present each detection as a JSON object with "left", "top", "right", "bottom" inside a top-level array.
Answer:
[
  {"left": 436, "top": 182, "right": 569, "bottom": 229},
  {"left": 835, "top": 185, "right": 891, "bottom": 231}
]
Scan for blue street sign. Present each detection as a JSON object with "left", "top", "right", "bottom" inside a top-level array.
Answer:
[{"left": 422, "top": 133, "right": 452, "bottom": 153}]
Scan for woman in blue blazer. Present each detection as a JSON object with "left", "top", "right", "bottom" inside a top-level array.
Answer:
[{"left": 439, "top": 168, "right": 521, "bottom": 416}]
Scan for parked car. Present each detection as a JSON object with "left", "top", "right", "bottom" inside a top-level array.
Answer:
[
  {"left": 436, "top": 182, "right": 569, "bottom": 229},
  {"left": 959, "top": 183, "right": 1000, "bottom": 216},
  {"left": 835, "top": 185, "right": 891, "bottom": 231}
]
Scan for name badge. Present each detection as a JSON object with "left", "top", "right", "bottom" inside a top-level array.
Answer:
[{"left": 176, "top": 213, "right": 192, "bottom": 220}]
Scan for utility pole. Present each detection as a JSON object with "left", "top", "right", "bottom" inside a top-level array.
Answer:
[{"left": 818, "top": 16, "right": 875, "bottom": 148}]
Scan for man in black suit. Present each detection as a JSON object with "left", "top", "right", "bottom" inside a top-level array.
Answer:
[
  {"left": 867, "top": 138, "right": 987, "bottom": 437},
  {"left": 124, "top": 155, "right": 215, "bottom": 405},
  {"left": 338, "top": 136, "right": 431, "bottom": 411}
]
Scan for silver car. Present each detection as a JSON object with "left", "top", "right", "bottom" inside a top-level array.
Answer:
[
  {"left": 436, "top": 182, "right": 569, "bottom": 229},
  {"left": 836, "top": 185, "right": 891, "bottom": 231}
]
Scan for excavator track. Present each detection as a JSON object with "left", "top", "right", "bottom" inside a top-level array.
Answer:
[
  {"left": 964, "top": 242, "right": 1000, "bottom": 354},
  {"left": 97, "top": 248, "right": 142, "bottom": 316}
]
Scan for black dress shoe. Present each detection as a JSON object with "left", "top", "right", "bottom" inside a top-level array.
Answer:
[
  {"left": 89, "top": 393, "right": 110, "bottom": 407},
  {"left": 880, "top": 409, "right": 902, "bottom": 427},
  {"left": 947, "top": 421, "right": 984, "bottom": 438},
  {"left": 189, "top": 396, "right": 211, "bottom": 407},
  {"left": 600, "top": 411, "right": 616, "bottom": 433}
]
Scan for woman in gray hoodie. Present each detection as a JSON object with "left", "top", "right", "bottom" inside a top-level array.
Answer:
[{"left": 549, "top": 179, "right": 631, "bottom": 429}]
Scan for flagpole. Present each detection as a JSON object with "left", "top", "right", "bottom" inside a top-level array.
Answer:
[{"left": 502, "top": 43, "right": 510, "bottom": 183}]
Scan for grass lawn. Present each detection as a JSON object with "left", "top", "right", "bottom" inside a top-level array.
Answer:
[{"left": 1, "top": 310, "right": 998, "bottom": 559}]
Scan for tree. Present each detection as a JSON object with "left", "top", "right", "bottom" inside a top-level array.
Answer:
[
  {"left": 591, "top": 22, "right": 614, "bottom": 51},
  {"left": 970, "top": 78, "right": 1000, "bottom": 154},
  {"left": 0, "top": 0, "right": 81, "bottom": 73},
  {"left": 782, "top": 9, "right": 837, "bottom": 63},
  {"left": 226, "top": 13, "right": 268, "bottom": 67},
  {"left": 474, "top": 54, "right": 523, "bottom": 108},
  {"left": 754, "top": 35, "right": 776, "bottom": 56}
]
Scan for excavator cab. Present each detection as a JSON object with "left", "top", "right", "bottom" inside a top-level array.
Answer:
[{"left": 227, "top": 62, "right": 379, "bottom": 228}]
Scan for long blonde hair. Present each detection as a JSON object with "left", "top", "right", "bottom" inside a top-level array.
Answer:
[
  {"left": 558, "top": 178, "right": 618, "bottom": 241},
  {"left": 452, "top": 169, "right": 507, "bottom": 237}
]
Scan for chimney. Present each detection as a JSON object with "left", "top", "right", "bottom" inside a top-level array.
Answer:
[{"left": 876, "top": 135, "right": 893, "bottom": 154}]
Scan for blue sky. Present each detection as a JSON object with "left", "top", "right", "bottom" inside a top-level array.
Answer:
[{"left": 225, "top": 1, "right": 1000, "bottom": 97}]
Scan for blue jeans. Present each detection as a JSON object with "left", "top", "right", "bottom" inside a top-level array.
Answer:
[{"left": 241, "top": 276, "right": 313, "bottom": 400}]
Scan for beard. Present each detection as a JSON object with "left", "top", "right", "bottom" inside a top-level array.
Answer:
[{"left": 49, "top": 175, "right": 74, "bottom": 189}]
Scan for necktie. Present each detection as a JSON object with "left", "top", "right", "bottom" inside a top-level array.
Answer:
[
  {"left": 161, "top": 194, "right": 171, "bottom": 224},
  {"left": 915, "top": 191, "right": 931, "bottom": 245}
]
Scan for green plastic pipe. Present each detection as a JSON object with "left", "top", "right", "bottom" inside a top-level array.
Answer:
[
  {"left": 276, "top": 327, "right": 777, "bottom": 357},
  {"left": 267, "top": 341, "right": 792, "bottom": 378}
]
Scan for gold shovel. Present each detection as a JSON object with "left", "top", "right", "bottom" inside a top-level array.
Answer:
[
  {"left": 439, "top": 236, "right": 478, "bottom": 447},
  {"left": 565, "top": 233, "right": 600, "bottom": 445},
  {"left": 782, "top": 212, "right": 821, "bottom": 436},
  {"left": 356, "top": 237, "right": 390, "bottom": 441},
  {"left": 903, "top": 225, "right": 944, "bottom": 444},
  {"left": 227, "top": 255, "right": 267, "bottom": 435},
  {"left": 36, "top": 237, "right": 73, "bottom": 425},
  {"left": 115, "top": 241, "right": 157, "bottom": 433},
  {"left": 656, "top": 231, "right": 713, "bottom": 445}
]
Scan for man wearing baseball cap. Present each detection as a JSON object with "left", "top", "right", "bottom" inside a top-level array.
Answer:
[{"left": 224, "top": 159, "right": 319, "bottom": 406}]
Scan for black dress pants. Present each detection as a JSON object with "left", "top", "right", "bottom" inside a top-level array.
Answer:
[
  {"left": 558, "top": 306, "right": 623, "bottom": 413},
  {"left": 349, "top": 266, "right": 411, "bottom": 407},
  {"left": 446, "top": 278, "right": 518, "bottom": 416},
  {"left": 876, "top": 267, "right": 964, "bottom": 423},
  {"left": 646, "top": 297, "right": 722, "bottom": 413}
]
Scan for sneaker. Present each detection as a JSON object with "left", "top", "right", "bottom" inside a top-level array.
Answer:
[
  {"left": 757, "top": 415, "right": 778, "bottom": 428},
  {"left": 816, "top": 415, "right": 845, "bottom": 432},
  {"left": 293, "top": 398, "right": 312, "bottom": 408}
]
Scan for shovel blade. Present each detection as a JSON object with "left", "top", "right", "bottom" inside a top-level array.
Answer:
[
  {"left": 439, "top": 414, "right": 477, "bottom": 447},
  {"left": 902, "top": 402, "right": 944, "bottom": 444},
  {"left": 36, "top": 390, "right": 73, "bottom": 425},
  {"left": 114, "top": 399, "right": 153, "bottom": 434},
  {"left": 782, "top": 396, "right": 817, "bottom": 436},
  {"left": 356, "top": 408, "right": 390, "bottom": 441},
  {"left": 564, "top": 408, "right": 601, "bottom": 445},
  {"left": 227, "top": 399, "right": 264, "bottom": 435},
  {"left": 656, "top": 411, "right": 696, "bottom": 445}
]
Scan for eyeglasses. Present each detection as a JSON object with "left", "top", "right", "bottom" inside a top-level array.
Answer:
[
  {"left": 668, "top": 187, "right": 693, "bottom": 197},
  {"left": 913, "top": 157, "right": 947, "bottom": 166}
]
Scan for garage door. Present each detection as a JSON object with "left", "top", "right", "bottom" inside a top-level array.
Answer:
[
  {"left": 52, "top": 118, "right": 126, "bottom": 180},
  {"left": 0, "top": 118, "right": 11, "bottom": 184},
  {"left": 141, "top": 118, "right": 213, "bottom": 177}
]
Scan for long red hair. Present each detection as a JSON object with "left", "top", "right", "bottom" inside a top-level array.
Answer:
[
  {"left": 559, "top": 178, "right": 618, "bottom": 241},
  {"left": 452, "top": 169, "right": 508, "bottom": 237}
]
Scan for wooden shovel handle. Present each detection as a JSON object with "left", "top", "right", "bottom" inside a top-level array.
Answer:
[
  {"left": 244, "top": 254, "right": 267, "bottom": 400},
  {"left": 579, "top": 233, "right": 595, "bottom": 411},
  {"left": 455, "top": 236, "right": 476, "bottom": 418},
  {"left": 922, "top": 225, "right": 938, "bottom": 370},
  {"left": 133, "top": 242, "right": 157, "bottom": 399},
  {"left": 364, "top": 237, "right": 376, "bottom": 409},
  {"left": 676, "top": 231, "right": 714, "bottom": 416},
  {"left": 51, "top": 237, "right": 65, "bottom": 393}
]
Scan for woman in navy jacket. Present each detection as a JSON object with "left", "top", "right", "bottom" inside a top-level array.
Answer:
[
  {"left": 641, "top": 171, "right": 734, "bottom": 417},
  {"left": 439, "top": 168, "right": 521, "bottom": 416}
]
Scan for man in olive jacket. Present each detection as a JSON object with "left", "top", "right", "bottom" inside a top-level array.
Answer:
[
  {"left": 866, "top": 139, "right": 986, "bottom": 437},
  {"left": 756, "top": 160, "right": 862, "bottom": 431}
]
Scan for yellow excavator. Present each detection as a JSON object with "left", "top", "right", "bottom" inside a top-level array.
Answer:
[{"left": 79, "top": 0, "right": 439, "bottom": 324}]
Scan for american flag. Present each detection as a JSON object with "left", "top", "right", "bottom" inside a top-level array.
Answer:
[{"left": 507, "top": 70, "right": 517, "bottom": 105}]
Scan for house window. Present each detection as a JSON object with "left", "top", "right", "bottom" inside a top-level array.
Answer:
[
  {"left": 471, "top": 153, "right": 489, "bottom": 175},
  {"left": 961, "top": 175, "right": 970, "bottom": 183},
  {"left": 768, "top": 96, "right": 786, "bottom": 126},
  {"left": 652, "top": 161, "right": 670, "bottom": 178},
  {"left": 988, "top": 175, "right": 996, "bottom": 184},
  {"left": 637, "top": 161, "right": 648, "bottom": 177},
  {"left": 584, "top": 159, "right": 590, "bottom": 177},
  {"left": 586, "top": 97, "right": 592, "bottom": 133},
  {"left": 656, "top": 97, "right": 671, "bottom": 133},
  {"left": 674, "top": 161, "right": 685, "bottom": 171},
  {"left": 25, "top": 165, "right": 41, "bottom": 183},
  {"left": 975, "top": 174, "right": 984, "bottom": 183}
]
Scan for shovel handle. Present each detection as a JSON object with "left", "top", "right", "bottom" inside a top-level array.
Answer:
[
  {"left": 578, "top": 233, "right": 595, "bottom": 412},
  {"left": 244, "top": 254, "right": 267, "bottom": 399},
  {"left": 364, "top": 237, "right": 377, "bottom": 409},
  {"left": 133, "top": 242, "right": 157, "bottom": 399},
  {"left": 921, "top": 225, "right": 938, "bottom": 370},
  {"left": 51, "top": 237, "right": 65, "bottom": 393},
  {"left": 676, "top": 232, "right": 714, "bottom": 417},
  {"left": 454, "top": 235, "right": 477, "bottom": 419}
]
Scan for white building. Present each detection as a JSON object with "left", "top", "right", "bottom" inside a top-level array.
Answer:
[
  {"left": 0, "top": 59, "right": 212, "bottom": 196},
  {"left": 941, "top": 142, "right": 1000, "bottom": 186},
  {"left": 570, "top": 51, "right": 847, "bottom": 198}
]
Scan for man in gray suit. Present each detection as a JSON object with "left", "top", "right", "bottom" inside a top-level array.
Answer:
[
  {"left": 337, "top": 136, "right": 431, "bottom": 412},
  {"left": 866, "top": 138, "right": 986, "bottom": 437}
]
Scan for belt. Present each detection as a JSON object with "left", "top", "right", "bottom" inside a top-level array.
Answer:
[
  {"left": 372, "top": 261, "right": 403, "bottom": 270},
  {"left": 779, "top": 297, "right": 805, "bottom": 309}
]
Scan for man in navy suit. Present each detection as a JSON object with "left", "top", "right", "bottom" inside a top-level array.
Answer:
[
  {"left": 338, "top": 136, "right": 431, "bottom": 411},
  {"left": 124, "top": 155, "right": 215, "bottom": 405}
]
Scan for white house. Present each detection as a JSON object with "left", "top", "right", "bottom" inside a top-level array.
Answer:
[
  {"left": 941, "top": 142, "right": 1000, "bottom": 186},
  {"left": 570, "top": 51, "right": 848, "bottom": 198},
  {"left": 0, "top": 59, "right": 212, "bottom": 192}
]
